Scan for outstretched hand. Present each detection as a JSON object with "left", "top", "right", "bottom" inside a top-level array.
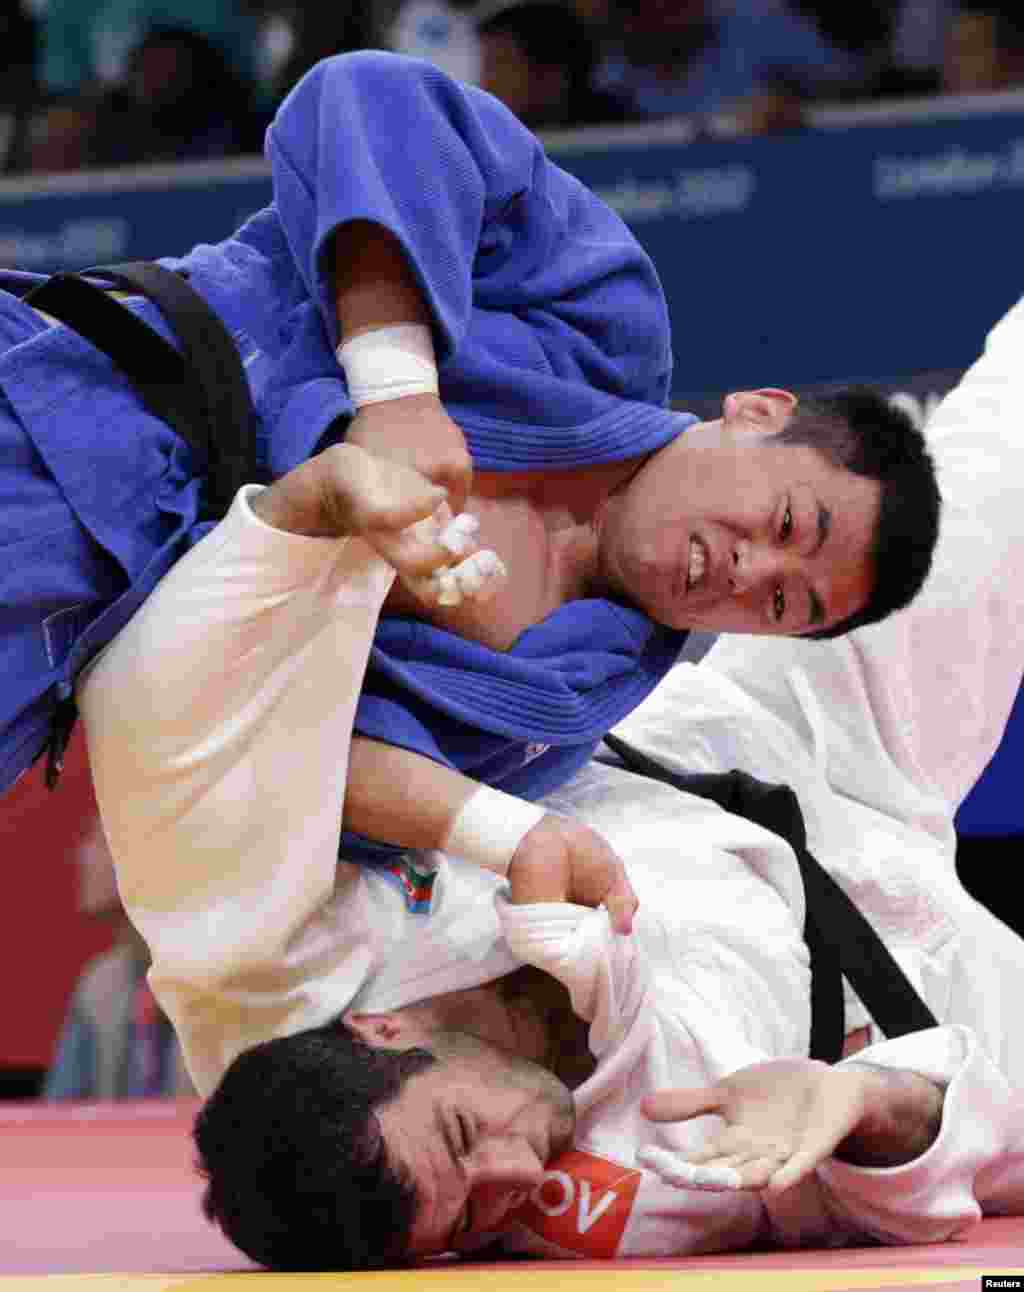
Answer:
[
  {"left": 638, "top": 1058, "right": 879, "bottom": 1194},
  {"left": 508, "top": 814, "right": 639, "bottom": 935}
]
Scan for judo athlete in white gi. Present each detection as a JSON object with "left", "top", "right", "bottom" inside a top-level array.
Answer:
[{"left": 79, "top": 289, "right": 1024, "bottom": 1269}]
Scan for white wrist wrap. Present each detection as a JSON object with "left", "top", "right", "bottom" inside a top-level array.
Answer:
[
  {"left": 441, "top": 785, "right": 546, "bottom": 876},
  {"left": 336, "top": 324, "right": 439, "bottom": 406}
]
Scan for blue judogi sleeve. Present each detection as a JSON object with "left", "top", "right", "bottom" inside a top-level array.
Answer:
[
  {"left": 0, "top": 52, "right": 692, "bottom": 814},
  {"left": 264, "top": 52, "right": 683, "bottom": 469},
  {"left": 260, "top": 53, "right": 692, "bottom": 854}
]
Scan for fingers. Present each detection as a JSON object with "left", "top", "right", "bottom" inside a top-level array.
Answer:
[
  {"left": 365, "top": 492, "right": 509, "bottom": 608},
  {"left": 366, "top": 502, "right": 506, "bottom": 607},
  {"left": 603, "top": 868, "right": 639, "bottom": 936},
  {"left": 438, "top": 512, "right": 479, "bottom": 558},
  {"left": 415, "top": 542, "right": 510, "bottom": 608},
  {"left": 638, "top": 1145, "right": 789, "bottom": 1194},
  {"left": 365, "top": 509, "right": 456, "bottom": 579},
  {"left": 369, "top": 478, "right": 450, "bottom": 532},
  {"left": 641, "top": 1086, "right": 726, "bottom": 1124},
  {"left": 638, "top": 1147, "right": 743, "bottom": 1191},
  {"left": 326, "top": 444, "right": 450, "bottom": 536},
  {"left": 433, "top": 456, "right": 473, "bottom": 518},
  {"left": 766, "top": 1071, "right": 873, "bottom": 1194},
  {"left": 764, "top": 1112, "right": 860, "bottom": 1195},
  {"left": 428, "top": 549, "right": 508, "bottom": 606},
  {"left": 316, "top": 444, "right": 505, "bottom": 607},
  {"left": 765, "top": 1151, "right": 820, "bottom": 1194}
]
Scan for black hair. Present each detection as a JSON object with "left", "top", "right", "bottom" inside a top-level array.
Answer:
[
  {"left": 960, "top": 3, "right": 1024, "bottom": 53},
  {"left": 194, "top": 1023, "right": 437, "bottom": 1270},
  {"left": 477, "top": 0, "right": 600, "bottom": 106},
  {"left": 773, "top": 387, "right": 941, "bottom": 638},
  {"left": 478, "top": 2, "right": 590, "bottom": 66}
]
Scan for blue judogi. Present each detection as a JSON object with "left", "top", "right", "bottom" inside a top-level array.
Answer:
[{"left": 0, "top": 52, "right": 691, "bottom": 815}]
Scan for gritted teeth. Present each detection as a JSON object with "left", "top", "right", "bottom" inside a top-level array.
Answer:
[{"left": 687, "top": 536, "right": 707, "bottom": 591}]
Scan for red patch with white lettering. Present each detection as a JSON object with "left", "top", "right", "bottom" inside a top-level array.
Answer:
[{"left": 509, "top": 1150, "right": 642, "bottom": 1258}]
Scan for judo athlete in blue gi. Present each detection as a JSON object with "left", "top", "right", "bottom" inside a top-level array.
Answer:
[{"left": 0, "top": 52, "right": 940, "bottom": 871}]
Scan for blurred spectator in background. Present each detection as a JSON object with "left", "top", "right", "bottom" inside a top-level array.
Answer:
[
  {"left": 254, "top": 0, "right": 375, "bottom": 108},
  {"left": 37, "top": 0, "right": 259, "bottom": 99},
  {"left": 477, "top": 0, "right": 632, "bottom": 128},
  {"left": 0, "top": 0, "right": 39, "bottom": 172},
  {"left": 86, "top": 25, "right": 263, "bottom": 166},
  {"left": 387, "top": 0, "right": 481, "bottom": 82},
  {"left": 788, "top": 0, "right": 899, "bottom": 94},
  {"left": 43, "top": 818, "right": 193, "bottom": 1100},
  {"left": 592, "top": 0, "right": 853, "bottom": 121},
  {"left": 571, "top": 0, "right": 613, "bottom": 24},
  {"left": 890, "top": 0, "right": 956, "bottom": 73},
  {"left": 855, "top": 2, "right": 1024, "bottom": 102},
  {"left": 730, "top": 65, "right": 809, "bottom": 132},
  {"left": 942, "top": 4, "right": 1024, "bottom": 94},
  {"left": 1, "top": 0, "right": 38, "bottom": 105},
  {"left": 19, "top": 91, "right": 100, "bottom": 172}
]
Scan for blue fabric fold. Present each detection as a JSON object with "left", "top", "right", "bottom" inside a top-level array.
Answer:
[{"left": 0, "top": 52, "right": 693, "bottom": 809}]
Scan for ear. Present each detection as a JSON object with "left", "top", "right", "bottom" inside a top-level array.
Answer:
[
  {"left": 343, "top": 1010, "right": 412, "bottom": 1047},
  {"left": 723, "top": 389, "right": 798, "bottom": 430}
]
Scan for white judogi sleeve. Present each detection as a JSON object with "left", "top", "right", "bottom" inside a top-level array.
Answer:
[
  {"left": 77, "top": 486, "right": 397, "bottom": 1096},
  {"left": 807, "top": 1025, "right": 1024, "bottom": 1246}
]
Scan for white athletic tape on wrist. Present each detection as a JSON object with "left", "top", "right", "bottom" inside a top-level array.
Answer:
[
  {"left": 336, "top": 324, "right": 439, "bottom": 406},
  {"left": 433, "top": 549, "right": 506, "bottom": 606},
  {"left": 441, "top": 784, "right": 546, "bottom": 875},
  {"left": 637, "top": 1147, "right": 743, "bottom": 1192},
  {"left": 438, "top": 512, "right": 479, "bottom": 557}
]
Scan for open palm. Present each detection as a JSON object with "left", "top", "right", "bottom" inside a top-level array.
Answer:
[{"left": 639, "top": 1058, "right": 876, "bottom": 1194}]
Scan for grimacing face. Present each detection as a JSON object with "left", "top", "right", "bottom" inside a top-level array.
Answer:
[
  {"left": 376, "top": 1037, "right": 576, "bottom": 1258},
  {"left": 595, "top": 390, "right": 882, "bottom": 636}
]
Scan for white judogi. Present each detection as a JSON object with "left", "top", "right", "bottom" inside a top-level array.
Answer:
[
  {"left": 612, "top": 291, "right": 1024, "bottom": 1073},
  {"left": 80, "top": 296, "right": 1024, "bottom": 1256}
]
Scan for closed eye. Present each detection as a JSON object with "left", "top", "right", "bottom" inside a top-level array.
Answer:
[
  {"left": 456, "top": 1112, "right": 473, "bottom": 1156},
  {"left": 779, "top": 500, "right": 793, "bottom": 542}
]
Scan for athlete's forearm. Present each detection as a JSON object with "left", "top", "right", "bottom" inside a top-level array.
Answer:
[
  {"left": 834, "top": 1064, "right": 945, "bottom": 1168},
  {"left": 344, "top": 735, "right": 478, "bottom": 852},
  {"left": 332, "top": 220, "right": 434, "bottom": 340}
]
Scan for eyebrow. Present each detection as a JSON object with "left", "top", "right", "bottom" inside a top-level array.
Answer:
[
  {"left": 438, "top": 1103, "right": 459, "bottom": 1170},
  {"left": 437, "top": 1104, "right": 467, "bottom": 1251},
  {"left": 806, "top": 504, "right": 831, "bottom": 628},
  {"left": 811, "top": 503, "right": 831, "bottom": 556}
]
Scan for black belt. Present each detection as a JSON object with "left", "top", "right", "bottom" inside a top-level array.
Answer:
[
  {"left": 602, "top": 733, "right": 939, "bottom": 1063},
  {"left": 20, "top": 261, "right": 258, "bottom": 786},
  {"left": 23, "top": 260, "right": 257, "bottom": 521}
]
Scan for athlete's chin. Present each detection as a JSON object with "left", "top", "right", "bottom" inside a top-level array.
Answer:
[
  {"left": 673, "top": 603, "right": 743, "bottom": 635},
  {"left": 655, "top": 588, "right": 720, "bottom": 632}
]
